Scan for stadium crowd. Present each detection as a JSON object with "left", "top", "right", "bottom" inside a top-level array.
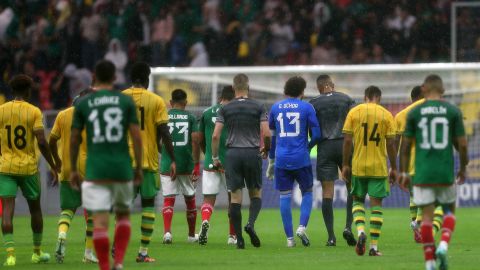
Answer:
[{"left": 0, "top": 0, "right": 478, "bottom": 110}]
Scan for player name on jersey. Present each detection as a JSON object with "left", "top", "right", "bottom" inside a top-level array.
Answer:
[
  {"left": 421, "top": 106, "right": 447, "bottom": 115},
  {"left": 169, "top": 114, "right": 188, "bottom": 120},
  {"left": 87, "top": 96, "right": 120, "bottom": 107}
]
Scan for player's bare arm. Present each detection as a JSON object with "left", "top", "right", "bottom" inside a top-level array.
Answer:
[
  {"left": 341, "top": 133, "right": 353, "bottom": 183},
  {"left": 158, "top": 123, "right": 176, "bottom": 180},
  {"left": 35, "top": 129, "right": 58, "bottom": 185},
  {"left": 399, "top": 135, "right": 412, "bottom": 192},
  {"left": 456, "top": 136, "right": 468, "bottom": 185},
  {"left": 386, "top": 137, "right": 398, "bottom": 185},
  {"left": 69, "top": 127, "right": 82, "bottom": 190},
  {"left": 130, "top": 123, "right": 143, "bottom": 186},
  {"left": 191, "top": 131, "right": 201, "bottom": 182},
  {"left": 48, "top": 136, "right": 62, "bottom": 174},
  {"left": 211, "top": 122, "right": 224, "bottom": 168},
  {"left": 260, "top": 121, "right": 271, "bottom": 159}
]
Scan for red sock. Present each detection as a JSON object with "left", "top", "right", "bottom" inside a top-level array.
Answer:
[
  {"left": 201, "top": 203, "right": 213, "bottom": 222},
  {"left": 185, "top": 196, "right": 197, "bottom": 236},
  {"left": 421, "top": 222, "right": 436, "bottom": 261},
  {"left": 441, "top": 214, "right": 456, "bottom": 244},
  {"left": 229, "top": 216, "right": 236, "bottom": 236},
  {"left": 163, "top": 197, "right": 175, "bottom": 233},
  {"left": 114, "top": 219, "right": 131, "bottom": 266},
  {"left": 93, "top": 228, "right": 110, "bottom": 270}
]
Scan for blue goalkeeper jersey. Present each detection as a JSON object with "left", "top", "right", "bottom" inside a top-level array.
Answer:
[{"left": 269, "top": 98, "right": 320, "bottom": 170}]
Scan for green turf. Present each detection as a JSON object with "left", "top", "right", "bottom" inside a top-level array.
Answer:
[{"left": 3, "top": 208, "right": 479, "bottom": 270}]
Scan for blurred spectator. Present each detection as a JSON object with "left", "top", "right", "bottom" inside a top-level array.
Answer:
[
  {"left": 80, "top": 6, "right": 104, "bottom": 70},
  {"left": 104, "top": 39, "right": 127, "bottom": 86},
  {"left": 0, "top": 0, "right": 478, "bottom": 111},
  {"left": 189, "top": 42, "right": 209, "bottom": 67}
]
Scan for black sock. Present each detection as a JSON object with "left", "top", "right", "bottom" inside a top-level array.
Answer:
[
  {"left": 248, "top": 198, "right": 262, "bottom": 228},
  {"left": 322, "top": 198, "right": 335, "bottom": 240},
  {"left": 345, "top": 194, "right": 353, "bottom": 230},
  {"left": 230, "top": 203, "right": 243, "bottom": 240}
]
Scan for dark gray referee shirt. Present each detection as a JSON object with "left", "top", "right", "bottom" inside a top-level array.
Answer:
[
  {"left": 309, "top": 91, "right": 355, "bottom": 140},
  {"left": 216, "top": 97, "right": 268, "bottom": 148}
]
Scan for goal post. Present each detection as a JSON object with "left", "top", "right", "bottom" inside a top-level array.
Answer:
[{"left": 150, "top": 63, "right": 480, "bottom": 208}]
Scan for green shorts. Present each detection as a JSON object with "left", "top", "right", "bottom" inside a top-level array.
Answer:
[
  {"left": 60, "top": 181, "right": 82, "bottom": 210},
  {"left": 135, "top": 170, "right": 160, "bottom": 199},
  {"left": 0, "top": 173, "right": 40, "bottom": 200},
  {"left": 351, "top": 176, "right": 390, "bottom": 199}
]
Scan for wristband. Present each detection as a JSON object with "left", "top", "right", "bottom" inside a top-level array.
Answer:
[
  {"left": 212, "top": 156, "right": 219, "bottom": 161},
  {"left": 400, "top": 172, "right": 409, "bottom": 178}
]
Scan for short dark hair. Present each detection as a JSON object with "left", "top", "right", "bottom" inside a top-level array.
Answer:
[
  {"left": 364, "top": 85, "right": 382, "bottom": 99},
  {"left": 171, "top": 89, "right": 187, "bottom": 103},
  {"left": 94, "top": 60, "right": 116, "bottom": 84},
  {"left": 220, "top": 85, "right": 235, "bottom": 101},
  {"left": 130, "top": 62, "right": 150, "bottom": 87},
  {"left": 410, "top": 85, "right": 423, "bottom": 101},
  {"left": 9, "top": 74, "right": 33, "bottom": 96},
  {"left": 73, "top": 87, "right": 94, "bottom": 105},
  {"left": 423, "top": 74, "right": 444, "bottom": 94},
  {"left": 233, "top": 73, "right": 249, "bottom": 91},
  {"left": 284, "top": 76, "right": 306, "bottom": 97},
  {"left": 316, "top": 74, "right": 331, "bottom": 84}
]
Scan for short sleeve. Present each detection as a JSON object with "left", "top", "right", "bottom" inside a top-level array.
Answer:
[
  {"left": 126, "top": 97, "right": 139, "bottom": 125},
  {"left": 260, "top": 103, "right": 268, "bottom": 122},
  {"left": 50, "top": 111, "right": 63, "bottom": 139},
  {"left": 453, "top": 108, "right": 466, "bottom": 137},
  {"left": 307, "top": 104, "right": 320, "bottom": 128},
  {"left": 395, "top": 113, "right": 405, "bottom": 135},
  {"left": 385, "top": 113, "right": 396, "bottom": 138},
  {"left": 72, "top": 103, "right": 85, "bottom": 130},
  {"left": 33, "top": 107, "right": 44, "bottom": 131},
  {"left": 155, "top": 96, "right": 169, "bottom": 125},
  {"left": 268, "top": 108, "right": 275, "bottom": 130},
  {"left": 216, "top": 106, "right": 225, "bottom": 123},
  {"left": 404, "top": 110, "right": 416, "bottom": 138},
  {"left": 190, "top": 114, "right": 199, "bottom": 132},
  {"left": 342, "top": 111, "right": 353, "bottom": 134}
]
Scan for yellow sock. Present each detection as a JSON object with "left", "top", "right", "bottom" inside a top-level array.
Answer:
[
  {"left": 58, "top": 210, "right": 74, "bottom": 239},
  {"left": 85, "top": 211, "right": 94, "bottom": 250}
]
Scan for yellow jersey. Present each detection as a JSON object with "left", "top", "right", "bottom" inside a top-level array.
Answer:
[
  {"left": 0, "top": 101, "right": 44, "bottom": 175},
  {"left": 343, "top": 103, "right": 396, "bottom": 177},
  {"left": 50, "top": 107, "right": 87, "bottom": 181},
  {"left": 395, "top": 99, "right": 424, "bottom": 175},
  {"left": 122, "top": 87, "right": 169, "bottom": 171}
]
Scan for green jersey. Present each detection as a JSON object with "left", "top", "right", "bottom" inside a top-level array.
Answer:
[
  {"left": 72, "top": 89, "right": 139, "bottom": 181},
  {"left": 404, "top": 100, "right": 465, "bottom": 186},
  {"left": 199, "top": 104, "right": 227, "bottom": 169},
  {"left": 161, "top": 108, "right": 198, "bottom": 174}
]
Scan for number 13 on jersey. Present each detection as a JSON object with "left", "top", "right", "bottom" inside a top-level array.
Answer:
[{"left": 276, "top": 112, "right": 300, "bottom": 137}]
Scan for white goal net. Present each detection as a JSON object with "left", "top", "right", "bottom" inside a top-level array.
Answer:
[{"left": 150, "top": 63, "right": 480, "bottom": 208}]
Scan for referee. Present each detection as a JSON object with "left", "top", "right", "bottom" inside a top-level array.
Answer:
[
  {"left": 309, "top": 74, "right": 356, "bottom": 246},
  {"left": 211, "top": 74, "right": 271, "bottom": 249}
]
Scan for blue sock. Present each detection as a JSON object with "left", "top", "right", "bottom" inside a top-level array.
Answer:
[
  {"left": 300, "top": 191, "right": 313, "bottom": 227},
  {"left": 280, "top": 193, "right": 293, "bottom": 238}
]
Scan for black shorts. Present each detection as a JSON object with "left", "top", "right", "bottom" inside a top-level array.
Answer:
[
  {"left": 316, "top": 139, "right": 343, "bottom": 182},
  {"left": 225, "top": 148, "right": 262, "bottom": 192}
]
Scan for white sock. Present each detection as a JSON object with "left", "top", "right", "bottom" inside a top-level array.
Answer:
[
  {"left": 438, "top": 240, "right": 448, "bottom": 251},
  {"left": 370, "top": 244, "right": 377, "bottom": 251},
  {"left": 426, "top": 260, "right": 435, "bottom": 269},
  {"left": 139, "top": 247, "right": 148, "bottom": 256},
  {"left": 58, "top": 232, "right": 67, "bottom": 240},
  {"left": 357, "top": 229, "right": 365, "bottom": 237}
]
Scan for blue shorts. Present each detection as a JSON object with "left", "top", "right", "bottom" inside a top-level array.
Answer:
[{"left": 274, "top": 166, "right": 313, "bottom": 193}]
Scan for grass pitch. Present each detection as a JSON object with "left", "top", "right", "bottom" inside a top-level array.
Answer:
[{"left": 5, "top": 208, "right": 479, "bottom": 270}]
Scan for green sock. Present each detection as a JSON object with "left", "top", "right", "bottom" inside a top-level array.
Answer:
[
  {"left": 140, "top": 206, "right": 155, "bottom": 253},
  {"left": 3, "top": 233, "right": 14, "bottom": 256},
  {"left": 352, "top": 201, "right": 366, "bottom": 235},
  {"left": 369, "top": 206, "right": 383, "bottom": 249},
  {"left": 33, "top": 233, "right": 42, "bottom": 254}
]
